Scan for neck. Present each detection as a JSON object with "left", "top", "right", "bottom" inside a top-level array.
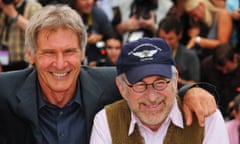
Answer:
[
  {"left": 43, "top": 91, "right": 75, "bottom": 108},
  {"left": 147, "top": 124, "right": 161, "bottom": 132},
  {"left": 141, "top": 121, "right": 163, "bottom": 132},
  {"left": 40, "top": 83, "right": 76, "bottom": 108}
]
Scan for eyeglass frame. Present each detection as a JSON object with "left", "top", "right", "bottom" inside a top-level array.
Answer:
[{"left": 123, "top": 77, "right": 171, "bottom": 93}]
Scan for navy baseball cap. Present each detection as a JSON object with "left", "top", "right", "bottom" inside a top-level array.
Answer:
[{"left": 116, "top": 37, "right": 176, "bottom": 84}]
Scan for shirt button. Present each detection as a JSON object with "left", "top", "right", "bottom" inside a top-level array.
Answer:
[
  {"left": 59, "top": 111, "right": 63, "bottom": 116},
  {"left": 60, "top": 132, "right": 65, "bottom": 137}
]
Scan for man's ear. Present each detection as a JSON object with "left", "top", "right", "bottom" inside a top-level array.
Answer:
[
  {"left": 115, "top": 76, "right": 127, "bottom": 99},
  {"left": 27, "top": 49, "right": 35, "bottom": 65}
]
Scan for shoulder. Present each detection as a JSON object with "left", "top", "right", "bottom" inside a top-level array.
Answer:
[
  {"left": 90, "top": 108, "right": 112, "bottom": 143},
  {"left": 179, "top": 45, "right": 198, "bottom": 57},
  {"left": 0, "top": 68, "right": 34, "bottom": 85},
  {"left": 218, "top": 9, "right": 231, "bottom": 15},
  {"left": 94, "top": 108, "right": 108, "bottom": 125},
  {"left": 217, "top": 9, "right": 231, "bottom": 20},
  {"left": 203, "top": 110, "right": 229, "bottom": 143},
  {"left": 79, "top": 66, "right": 120, "bottom": 99},
  {"left": 205, "top": 109, "right": 225, "bottom": 122},
  {"left": 105, "top": 100, "right": 127, "bottom": 112},
  {"left": 0, "top": 68, "right": 35, "bottom": 100},
  {"left": 81, "top": 66, "right": 117, "bottom": 79},
  {"left": 92, "top": 6, "right": 108, "bottom": 18},
  {"left": 225, "top": 119, "right": 238, "bottom": 128}
]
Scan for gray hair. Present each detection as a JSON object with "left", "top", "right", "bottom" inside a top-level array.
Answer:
[
  {"left": 25, "top": 4, "right": 87, "bottom": 54},
  {"left": 171, "top": 65, "right": 178, "bottom": 81}
]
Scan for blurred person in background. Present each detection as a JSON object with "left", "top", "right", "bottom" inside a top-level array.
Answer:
[
  {"left": 226, "top": 94, "right": 240, "bottom": 144},
  {"left": 0, "top": 0, "right": 41, "bottom": 72},
  {"left": 201, "top": 43, "right": 240, "bottom": 118},
  {"left": 167, "top": 0, "right": 210, "bottom": 61},
  {"left": 157, "top": 16, "right": 200, "bottom": 88},
  {"left": 210, "top": 0, "right": 240, "bottom": 54},
  {"left": 72, "top": 0, "right": 113, "bottom": 66},
  {"left": 102, "top": 32, "right": 123, "bottom": 66},
  {"left": 226, "top": 0, "right": 240, "bottom": 54},
  {"left": 166, "top": 0, "right": 191, "bottom": 45},
  {"left": 95, "top": 0, "right": 118, "bottom": 22},
  {"left": 185, "top": 0, "right": 232, "bottom": 60},
  {"left": 115, "top": 0, "right": 172, "bottom": 43},
  {"left": 92, "top": 32, "right": 123, "bottom": 66}
]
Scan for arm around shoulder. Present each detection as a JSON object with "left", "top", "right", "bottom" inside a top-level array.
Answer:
[
  {"left": 178, "top": 82, "right": 219, "bottom": 126},
  {"left": 178, "top": 82, "right": 219, "bottom": 102}
]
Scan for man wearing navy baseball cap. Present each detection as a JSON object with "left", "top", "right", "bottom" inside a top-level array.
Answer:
[
  {"left": 116, "top": 37, "right": 176, "bottom": 84},
  {"left": 90, "top": 38, "right": 229, "bottom": 144}
]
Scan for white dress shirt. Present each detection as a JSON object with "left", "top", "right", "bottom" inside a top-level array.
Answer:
[{"left": 90, "top": 98, "right": 229, "bottom": 144}]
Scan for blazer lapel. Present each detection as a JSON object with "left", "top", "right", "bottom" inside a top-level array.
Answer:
[
  {"left": 15, "top": 69, "right": 42, "bottom": 140},
  {"left": 79, "top": 68, "right": 104, "bottom": 140}
]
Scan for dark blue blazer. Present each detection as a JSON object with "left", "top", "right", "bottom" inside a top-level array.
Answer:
[{"left": 0, "top": 66, "right": 121, "bottom": 144}]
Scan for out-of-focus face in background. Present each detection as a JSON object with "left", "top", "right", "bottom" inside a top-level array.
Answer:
[
  {"left": 105, "top": 38, "right": 122, "bottom": 65},
  {"left": 74, "top": 0, "right": 94, "bottom": 14},
  {"left": 187, "top": 2, "right": 205, "bottom": 22},
  {"left": 216, "top": 60, "right": 237, "bottom": 74},
  {"left": 158, "top": 29, "right": 181, "bottom": 51}
]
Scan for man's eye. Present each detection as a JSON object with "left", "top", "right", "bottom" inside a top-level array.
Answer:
[
  {"left": 155, "top": 81, "right": 165, "bottom": 84},
  {"left": 134, "top": 83, "right": 146, "bottom": 87},
  {"left": 65, "top": 49, "right": 79, "bottom": 54}
]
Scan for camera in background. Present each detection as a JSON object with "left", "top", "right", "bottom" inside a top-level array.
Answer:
[{"left": 38, "top": 0, "right": 73, "bottom": 6}]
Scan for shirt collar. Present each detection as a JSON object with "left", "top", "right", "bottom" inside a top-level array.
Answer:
[
  {"left": 128, "top": 97, "right": 183, "bottom": 136},
  {"left": 37, "top": 79, "right": 82, "bottom": 109}
]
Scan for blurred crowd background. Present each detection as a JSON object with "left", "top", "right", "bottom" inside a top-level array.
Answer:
[{"left": 0, "top": 0, "right": 240, "bottom": 141}]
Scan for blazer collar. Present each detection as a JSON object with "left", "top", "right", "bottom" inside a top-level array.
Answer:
[
  {"left": 15, "top": 69, "right": 42, "bottom": 139},
  {"left": 79, "top": 68, "right": 104, "bottom": 137}
]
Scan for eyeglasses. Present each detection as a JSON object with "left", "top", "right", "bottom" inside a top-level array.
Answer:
[{"left": 124, "top": 78, "right": 171, "bottom": 93}]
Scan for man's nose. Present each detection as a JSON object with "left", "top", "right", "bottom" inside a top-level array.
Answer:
[{"left": 53, "top": 53, "right": 67, "bottom": 69}]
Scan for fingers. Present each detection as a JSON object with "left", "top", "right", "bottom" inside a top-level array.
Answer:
[
  {"left": 193, "top": 102, "right": 205, "bottom": 127},
  {"left": 205, "top": 96, "right": 217, "bottom": 116},
  {"left": 189, "top": 97, "right": 205, "bottom": 127},
  {"left": 199, "top": 88, "right": 217, "bottom": 116},
  {"left": 195, "top": 112, "right": 205, "bottom": 127},
  {"left": 189, "top": 88, "right": 208, "bottom": 127},
  {"left": 183, "top": 104, "right": 193, "bottom": 126},
  {"left": 182, "top": 87, "right": 217, "bottom": 127}
]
